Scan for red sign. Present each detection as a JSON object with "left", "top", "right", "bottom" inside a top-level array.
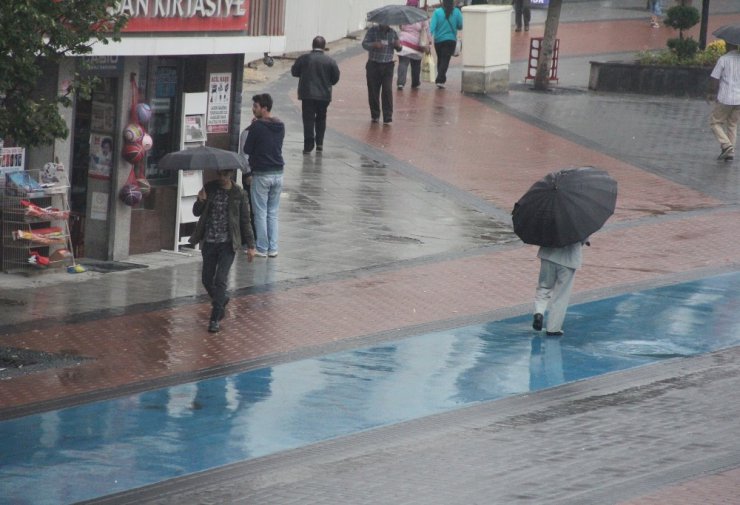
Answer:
[{"left": 121, "top": 0, "right": 250, "bottom": 33}]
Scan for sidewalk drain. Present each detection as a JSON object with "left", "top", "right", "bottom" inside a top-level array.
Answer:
[
  {"left": 375, "top": 234, "right": 423, "bottom": 244},
  {"left": 0, "top": 347, "right": 90, "bottom": 380},
  {"left": 0, "top": 298, "right": 25, "bottom": 306},
  {"left": 79, "top": 260, "right": 148, "bottom": 273}
]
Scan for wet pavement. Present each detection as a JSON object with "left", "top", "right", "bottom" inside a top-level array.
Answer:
[{"left": 2, "top": 0, "right": 740, "bottom": 503}]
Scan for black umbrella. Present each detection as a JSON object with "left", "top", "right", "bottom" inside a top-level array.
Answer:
[
  {"left": 156, "top": 146, "right": 248, "bottom": 171},
  {"left": 367, "top": 5, "right": 429, "bottom": 26},
  {"left": 712, "top": 25, "right": 740, "bottom": 46},
  {"left": 512, "top": 167, "right": 617, "bottom": 248}
]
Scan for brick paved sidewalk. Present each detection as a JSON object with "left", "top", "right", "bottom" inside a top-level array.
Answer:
[{"left": 4, "top": 6, "right": 740, "bottom": 504}]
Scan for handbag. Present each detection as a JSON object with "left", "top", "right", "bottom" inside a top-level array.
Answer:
[
  {"left": 421, "top": 52, "right": 436, "bottom": 83},
  {"left": 447, "top": 18, "right": 461, "bottom": 57}
]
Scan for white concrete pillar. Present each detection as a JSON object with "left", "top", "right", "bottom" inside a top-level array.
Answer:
[{"left": 461, "top": 5, "right": 512, "bottom": 94}]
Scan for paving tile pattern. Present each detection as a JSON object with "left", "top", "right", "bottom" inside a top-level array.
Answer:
[{"left": 5, "top": 3, "right": 740, "bottom": 503}]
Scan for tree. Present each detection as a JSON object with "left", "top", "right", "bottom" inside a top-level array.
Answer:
[
  {"left": 0, "top": 1, "right": 127, "bottom": 148},
  {"left": 699, "top": 0, "right": 711, "bottom": 50},
  {"left": 534, "top": 0, "right": 563, "bottom": 91}
]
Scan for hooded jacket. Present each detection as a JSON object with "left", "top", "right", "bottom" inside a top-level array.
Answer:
[{"left": 243, "top": 117, "right": 285, "bottom": 173}]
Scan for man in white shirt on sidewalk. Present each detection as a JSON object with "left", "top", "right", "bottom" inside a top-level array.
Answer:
[{"left": 709, "top": 42, "right": 740, "bottom": 162}]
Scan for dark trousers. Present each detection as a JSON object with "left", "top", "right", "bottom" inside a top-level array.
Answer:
[
  {"left": 301, "top": 99, "right": 330, "bottom": 152},
  {"left": 201, "top": 241, "right": 235, "bottom": 320},
  {"left": 434, "top": 40, "right": 457, "bottom": 85},
  {"left": 366, "top": 60, "right": 395, "bottom": 122},
  {"left": 397, "top": 56, "right": 422, "bottom": 88},
  {"left": 514, "top": 0, "right": 531, "bottom": 29}
]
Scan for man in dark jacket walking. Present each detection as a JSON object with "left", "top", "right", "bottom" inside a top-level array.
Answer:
[
  {"left": 189, "top": 169, "right": 256, "bottom": 333},
  {"left": 291, "top": 36, "right": 341, "bottom": 154}
]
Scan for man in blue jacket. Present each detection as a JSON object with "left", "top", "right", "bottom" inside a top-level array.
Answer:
[
  {"left": 243, "top": 93, "right": 285, "bottom": 258},
  {"left": 291, "top": 35, "right": 341, "bottom": 154}
]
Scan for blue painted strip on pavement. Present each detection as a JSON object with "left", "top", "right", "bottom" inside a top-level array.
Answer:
[{"left": 1, "top": 272, "right": 739, "bottom": 504}]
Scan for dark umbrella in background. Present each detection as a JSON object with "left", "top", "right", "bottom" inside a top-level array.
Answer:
[
  {"left": 157, "top": 145, "right": 248, "bottom": 172},
  {"left": 512, "top": 167, "right": 618, "bottom": 248},
  {"left": 712, "top": 25, "right": 740, "bottom": 46},
  {"left": 367, "top": 4, "right": 429, "bottom": 25}
]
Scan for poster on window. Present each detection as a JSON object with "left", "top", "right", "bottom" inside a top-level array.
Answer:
[
  {"left": 91, "top": 102, "right": 115, "bottom": 132},
  {"left": 207, "top": 73, "right": 231, "bottom": 134},
  {"left": 184, "top": 115, "right": 206, "bottom": 143},
  {"left": 89, "top": 133, "right": 114, "bottom": 180}
]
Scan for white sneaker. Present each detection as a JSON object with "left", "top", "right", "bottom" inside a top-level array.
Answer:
[
  {"left": 254, "top": 251, "right": 267, "bottom": 257},
  {"left": 268, "top": 251, "right": 278, "bottom": 258},
  {"left": 436, "top": 83, "right": 445, "bottom": 89}
]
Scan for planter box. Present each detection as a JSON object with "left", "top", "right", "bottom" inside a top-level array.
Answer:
[{"left": 589, "top": 61, "right": 712, "bottom": 97}]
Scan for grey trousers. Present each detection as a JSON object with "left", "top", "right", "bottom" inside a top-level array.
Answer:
[{"left": 534, "top": 259, "right": 576, "bottom": 333}]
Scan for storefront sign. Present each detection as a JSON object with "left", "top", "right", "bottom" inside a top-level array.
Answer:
[
  {"left": 81, "top": 56, "right": 124, "bottom": 77},
  {"left": 207, "top": 73, "right": 231, "bottom": 134},
  {"left": 120, "top": 0, "right": 250, "bottom": 32}
]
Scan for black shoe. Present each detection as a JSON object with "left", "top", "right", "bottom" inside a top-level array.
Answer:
[
  {"left": 546, "top": 330, "right": 564, "bottom": 337},
  {"left": 718, "top": 145, "right": 733, "bottom": 160},
  {"left": 219, "top": 297, "right": 229, "bottom": 321},
  {"left": 316, "top": 145, "right": 323, "bottom": 152},
  {"left": 371, "top": 117, "right": 379, "bottom": 123},
  {"left": 532, "top": 313, "right": 543, "bottom": 331},
  {"left": 208, "top": 320, "right": 220, "bottom": 333},
  {"left": 383, "top": 118, "right": 392, "bottom": 125},
  {"left": 515, "top": 27, "right": 522, "bottom": 32}
]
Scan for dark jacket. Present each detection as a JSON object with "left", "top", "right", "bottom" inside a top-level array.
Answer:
[
  {"left": 243, "top": 118, "right": 285, "bottom": 173},
  {"left": 291, "top": 49, "right": 341, "bottom": 102},
  {"left": 188, "top": 180, "right": 255, "bottom": 251}
]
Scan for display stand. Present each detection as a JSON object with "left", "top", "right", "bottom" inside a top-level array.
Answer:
[
  {"left": 168, "top": 92, "right": 207, "bottom": 253},
  {"left": 1, "top": 168, "right": 76, "bottom": 274}
]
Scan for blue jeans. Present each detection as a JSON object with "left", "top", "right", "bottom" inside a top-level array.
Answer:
[{"left": 250, "top": 172, "right": 283, "bottom": 254}]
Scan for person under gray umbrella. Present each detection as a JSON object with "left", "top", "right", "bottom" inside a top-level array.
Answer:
[
  {"left": 188, "top": 167, "right": 256, "bottom": 333},
  {"left": 708, "top": 30, "right": 740, "bottom": 162}
]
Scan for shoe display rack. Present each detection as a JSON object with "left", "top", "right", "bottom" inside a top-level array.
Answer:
[{"left": 1, "top": 168, "right": 76, "bottom": 274}]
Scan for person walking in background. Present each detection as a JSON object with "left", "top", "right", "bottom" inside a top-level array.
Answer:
[
  {"left": 430, "top": 0, "right": 463, "bottom": 89},
  {"left": 512, "top": 0, "right": 531, "bottom": 32},
  {"left": 708, "top": 42, "right": 740, "bottom": 162},
  {"left": 396, "top": 0, "right": 432, "bottom": 91},
  {"left": 290, "top": 35, "right": 341, "bottom": 154},
  {"left": 532, "top": 241, "right": 586, "bottom": 337},
  {"left": 243, "top": 93, "right": 285, "bottom": 258},
  {"left": 189, "top": 169, "right": 255, "bottom": 333},
  {"left": 362, "top": 23, "right": 402, "bottom": 124},
  {"left": 647, "top": 0, "right": 663, "bottom": 28}
]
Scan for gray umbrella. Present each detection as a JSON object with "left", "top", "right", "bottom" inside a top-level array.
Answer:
[
  {"left": 156, "top": 145, "right": 248, "bottom": 171},
  {"left": 512, "top": 167, "right": 618, "bottom": 248},
  {"left": 367, "top": 5, "right": 428, "bottom": 26},
  {"left": 713, "top": 25, "right": 740, "bottom": 46}
]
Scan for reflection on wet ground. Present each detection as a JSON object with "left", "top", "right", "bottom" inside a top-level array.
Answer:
[{"left": 2, "top": 271, "right": 739, "bottom": 504}]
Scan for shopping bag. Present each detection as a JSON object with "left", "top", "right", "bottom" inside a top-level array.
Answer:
[{"left": 421, "top": 52, "right": 436, "bottom": 83}]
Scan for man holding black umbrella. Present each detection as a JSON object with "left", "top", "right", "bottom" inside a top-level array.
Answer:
[
  {"left": 532, "top": 241, "right": 587, "bottom": 337},
  {"left": 189, "top": 169, "right": 256, "bottom": 333}
]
